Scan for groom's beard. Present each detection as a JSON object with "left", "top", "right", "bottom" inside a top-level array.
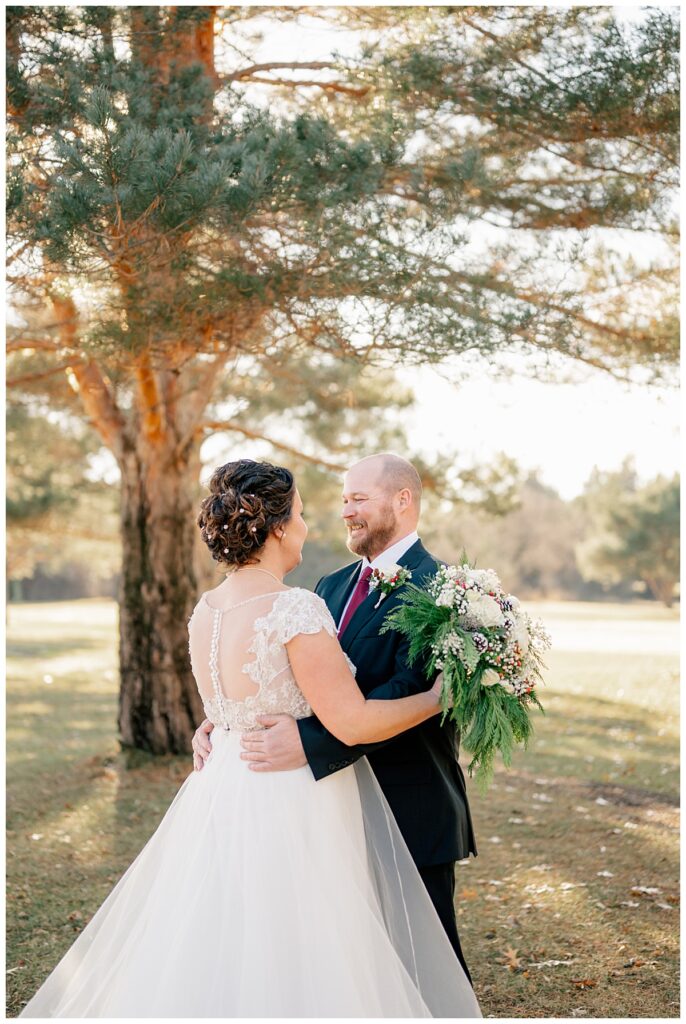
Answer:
[{"left": 345, "top": 504, "right": 399, "bottom": 560}]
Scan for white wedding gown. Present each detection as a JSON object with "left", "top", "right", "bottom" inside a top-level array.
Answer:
[{"left": 20, "top": 587, "right": 481, "bottom": 1018}]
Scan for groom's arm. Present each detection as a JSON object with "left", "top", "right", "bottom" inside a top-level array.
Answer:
[{"left": 296, "top": 632, "right": 433, "bottom": 781}]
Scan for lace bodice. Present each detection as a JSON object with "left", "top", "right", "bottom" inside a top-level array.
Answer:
[{"left": 188, "top": 587, "right": 339, "bottom": 732}]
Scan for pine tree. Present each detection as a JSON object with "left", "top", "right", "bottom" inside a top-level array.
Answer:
[
  {"left": 577, "top": 466, "right": 680, "bottom": 606},
  {"left": 7, "top": 6, "right": 679, "bottom": 751},
  {"left": 6, "top": 404, "right": 120, "bottom": 585}
]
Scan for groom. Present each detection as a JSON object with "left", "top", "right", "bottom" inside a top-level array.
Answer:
[{"left": 192, "top": 453, "right": 478, "bottom": 981}]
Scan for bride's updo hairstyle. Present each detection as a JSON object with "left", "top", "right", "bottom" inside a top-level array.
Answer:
[{"left": 197, "top": 459, "right": 296, "bottom": 568}]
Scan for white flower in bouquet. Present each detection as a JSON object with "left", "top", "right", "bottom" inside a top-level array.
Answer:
[
  {"left": 471, "top": 569, "right": 501, "bottom": 594},
  {"left": 436, "top": 586, "right": 456, "bottom": 608},
  {"left": 469, "top": 594, "right": 505, "bottom": 628},
  {"left": 481, "top": 668, "right": 501, "bottom": 687}
]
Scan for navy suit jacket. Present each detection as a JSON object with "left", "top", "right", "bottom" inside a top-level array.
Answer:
[{"left": 297, "top": 539, "right": 478, "bottom": 867}]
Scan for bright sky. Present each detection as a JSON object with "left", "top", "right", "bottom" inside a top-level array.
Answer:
[{"left": 401, "top": 363, "right": 679, "bottom": 499}]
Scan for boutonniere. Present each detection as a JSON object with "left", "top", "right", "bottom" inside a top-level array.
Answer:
[{"left": 368, "top": 564, "right": 413, "bottom": 608}]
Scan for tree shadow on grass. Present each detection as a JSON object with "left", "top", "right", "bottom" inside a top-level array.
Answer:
[
  {"left": 464, "top": 691, "right": 679, "bottom": 1017},
  {"left": 524, "top": 691, "right": 678, "bottom": 795}
]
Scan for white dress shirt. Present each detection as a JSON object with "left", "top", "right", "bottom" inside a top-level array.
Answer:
[{"left": 337, "top": 531, "right": 420, "bottom": 629}]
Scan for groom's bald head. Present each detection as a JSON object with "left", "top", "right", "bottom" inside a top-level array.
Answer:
[{"left": 350, "top": 453, "right": 423, "bottom": 515}]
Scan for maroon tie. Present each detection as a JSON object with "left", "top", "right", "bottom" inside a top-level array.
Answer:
[{"left": 338, "top": 566, "right": 373, "bottom": 637}]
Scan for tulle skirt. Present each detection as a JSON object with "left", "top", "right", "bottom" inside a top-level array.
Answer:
[{"left": 20, "top": 729, "right": 480, "bottom": 1018}]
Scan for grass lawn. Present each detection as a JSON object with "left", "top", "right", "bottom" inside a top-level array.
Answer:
[{"left": 6, "top": 599, "right": 680, "bottom": 1017}]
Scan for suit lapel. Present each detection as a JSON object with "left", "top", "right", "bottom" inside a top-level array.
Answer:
[
  {"left": 340, "top": 539, "right": 429, "bottom": 648},
  {"left": 327, "top": 561, "right": 364, "bottom": 628}
]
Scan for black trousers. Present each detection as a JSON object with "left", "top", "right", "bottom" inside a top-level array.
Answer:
[{"left": 418, "top": 862, "right": 473, "bottom": 987}]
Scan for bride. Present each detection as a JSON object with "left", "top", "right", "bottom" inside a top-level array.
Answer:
[{"left": 20, "top": 459, "right": 481, "bottom": 1018}]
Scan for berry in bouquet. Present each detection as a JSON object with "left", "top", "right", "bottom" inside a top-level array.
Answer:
[{"left": 381, "top": 559, "right": 551, "bottom": 790}]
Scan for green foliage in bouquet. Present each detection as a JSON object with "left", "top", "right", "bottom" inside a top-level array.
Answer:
[{"left": 381, "top": 570, "right": 546, "bottom": 791}]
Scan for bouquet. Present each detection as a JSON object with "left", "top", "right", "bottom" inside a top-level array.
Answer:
[{"left": 381, "top": 558, "right": 550, "bottom": 790}]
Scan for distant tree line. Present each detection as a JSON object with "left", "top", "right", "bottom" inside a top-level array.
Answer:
[{"left": 7, "top": 407, "right": 678, "bottom": 608}]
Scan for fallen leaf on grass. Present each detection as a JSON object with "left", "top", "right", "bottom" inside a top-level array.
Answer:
[
  {"left": 571, "top": 978, "right": 598, "bottom": 990},
  {"left": 623, "top": 958, "right": 646, "bottom": 968},
  {"left": 459, "top": 888, "right": 478, "bottom": 900},
  {"left": 631, "top": 886, "right": 661, "bottom": 896},
  {"left": 502, "top": 946, "right": 522, "bottom": 971}
]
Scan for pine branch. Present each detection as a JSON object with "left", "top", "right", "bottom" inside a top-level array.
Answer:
[
  {"left": 6, "top": 339, "right": 63, "bottom": 353},
  {"left": 222, "top": 61, "right": 337, "bottom": 82},
  {"left": 69, "top": 359, "right": 128, "bottom": 456},
  {"left": 242, "top": 76, "right": 370, "bottom": 97},
  {"left": 50, "top": 295, "right": 127, "bottom": 455},
  {"left": 7, "top": 363, "right": 77, "bottom": 387},
  {"left": 199, "top": 420, "right": 346, "bottom": 473}
]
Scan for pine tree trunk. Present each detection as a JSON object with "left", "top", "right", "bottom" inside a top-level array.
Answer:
[
  {"left": 644, "top": 575, "right": 675, "bottom": 608},
  {"left": 118, "top": 439, "right": 204, "bottom": 753}
]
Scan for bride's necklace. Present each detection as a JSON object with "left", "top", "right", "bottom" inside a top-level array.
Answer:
[{"left": 225, "top": 566, "right": 284, "bottom": 585}]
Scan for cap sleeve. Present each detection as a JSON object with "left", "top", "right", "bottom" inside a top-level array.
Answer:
[{"left": 274, "top": 588, "right": 337, "bottom": 646}]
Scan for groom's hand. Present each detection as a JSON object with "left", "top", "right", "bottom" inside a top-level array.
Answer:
[
  {"left": 191, "top": 719, "right": 214, "bottom": 771},
  {"left": 240, "top": 714, "right": 307, "bottom": 771}
]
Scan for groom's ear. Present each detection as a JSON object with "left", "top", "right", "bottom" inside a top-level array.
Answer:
[{"left": 397, "top": 487, "right": 412, "bottom": 511}]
